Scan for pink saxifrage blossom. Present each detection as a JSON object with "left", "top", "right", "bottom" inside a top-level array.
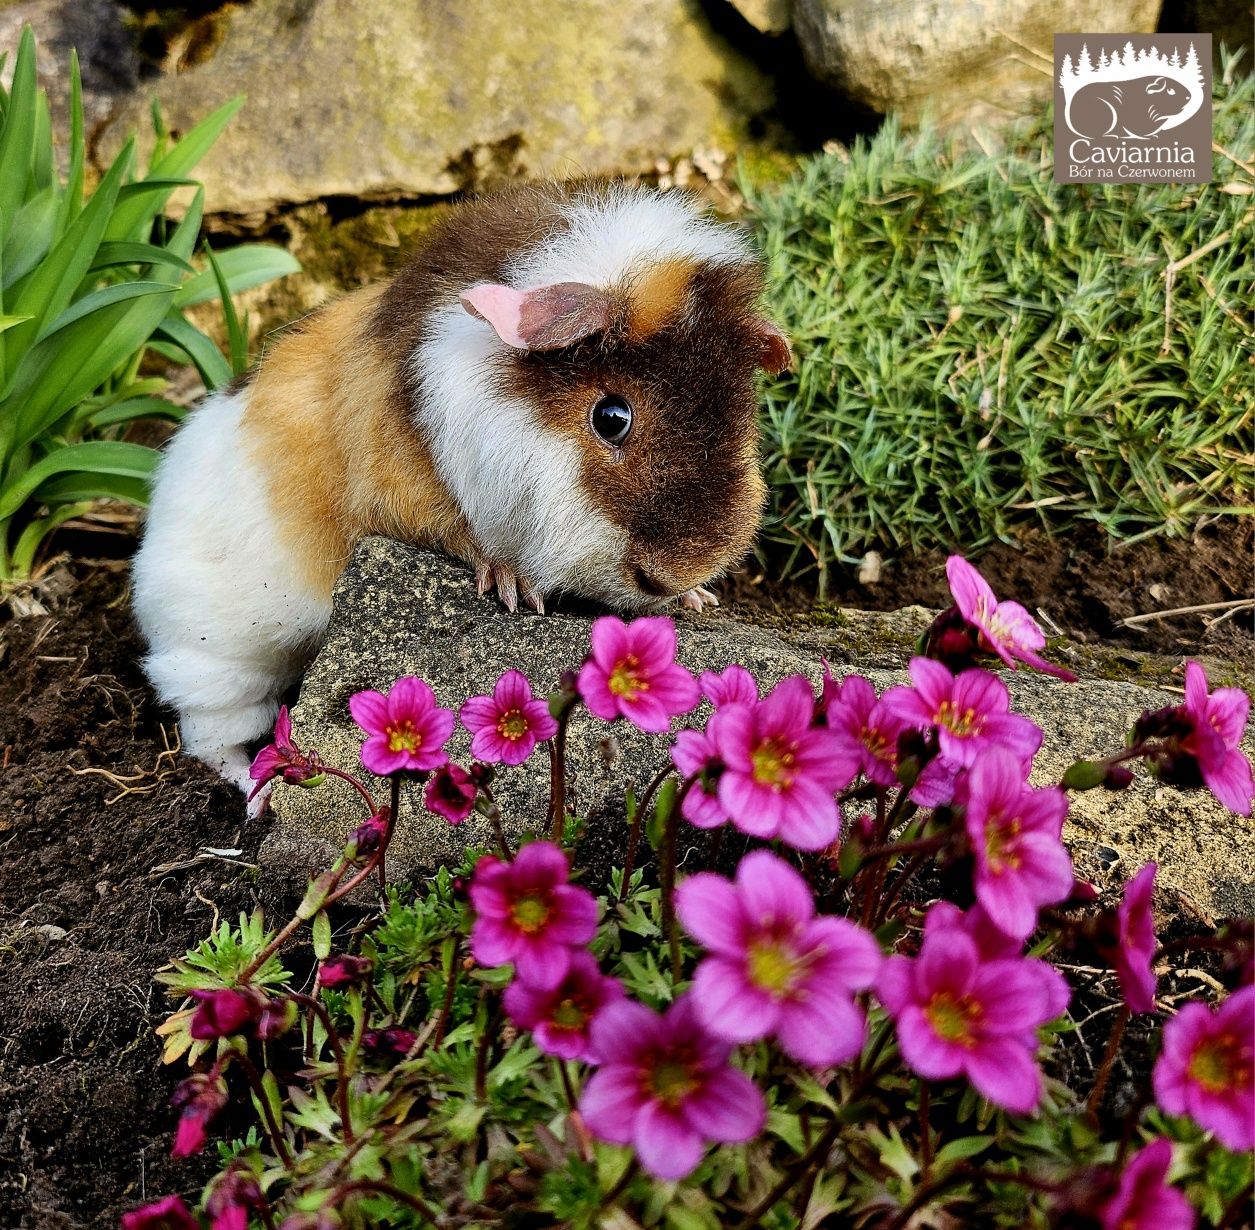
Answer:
[
  {"left": 677, "top": 850, "right": 881, "bottom": 1067},
  {"left": 709, "top": 675, "right": 859, "bottom": 850},
  {"left": 1154, "top": 985, "right": 1254, "bottom": 1152},
  {"left": 504, "top": 950, "right": 624, "bottom": 1062},
  {"left": 170, "top": 1071, "right": 227, "bottom": 1159},
  {"left": 946, "top": 555, "right": 1077, "bottom": 681},
  {"left": 823, "top": 672, "right": 905, "bottom": 789},
  {"left": 578, "top": 615, "right": 700, "bottom": 732},
  {"left": 460, "top": 669, "right": 558, "bottom": 765},
  {"left": 671, "top": 726, "right": 727, "bottom": 829},
  {"left": 121, "top": 1196, "right": 200, "bottom": 1230},
  {"left": 1180, "top": 660, "right": 1255, "bottom": 817},
  {"left": 469, "top": 841, "right": 597, "bottom": 990},
  {"left": 881, "top": 657, "right": 1042, "bottom": 770},
  {"left": 424, "top": 763, "right": 477, "bottom": 824},
  {"left": 579, "top": 995, "right": 765, "bottom": 1181},
  {"left": 349, "top": 676, "right": 455, "bottom": 776},
  {"left": 248, "top": 705, "right": 322, "bottom": 799},
  {"left": 962, "top": 749, "right": 1073, "bottom": 942},
  {"left": 1114, "top": 863, "right": 1159, "bottom": 1014},
  {"left": 699, "top": 664, "right": 758, "bottom": 709},
  {"left": 188, "top": 987, "right": 263, "bottom": 1041},
  {"left": 877, "top": 910, "right": 1062, "bottom": 1114},
  {"left": 1098, "top": 1138, "right": 1196, "bottom": 1230}
]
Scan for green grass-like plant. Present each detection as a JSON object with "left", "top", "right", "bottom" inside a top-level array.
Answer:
[
  {"left": 0, "top": 26, "right": 299, "bottom": 584},
  {"left": 747, "top": 53, "right": 1254, "bottom": 595}
]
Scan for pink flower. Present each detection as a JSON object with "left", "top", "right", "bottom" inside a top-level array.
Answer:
[
  {"left": 121, "top": 1196, "right": 200, "bottom": 1230},
  {"left": 962, "top": 750, "right": 1073, "bottom": 941},
  {"left": 424, "top": 763, "right": 477, "bottom": 824},
  {"left": 346, "top": 811, "right": 389, "bottom": 860},
  {"left": 877, "top": 914, "right": 1061, "bottom": 1114},
  {"left": 504, "top": 951, "right": 625, "bottom": 1061},
  {"left": 207, "top": 1171, "right": 264, "bottom": 1230},
  {"left": 1181, "top": 661, "right": 1255, "bottom": 817},
  {"left": 189, "top": 988, "right": 263, "bottom": 1040},
  {"left": 469, "top": 842, "right": 598, "bottom": 989},
  {"left": 946, "top": 555, "right": 1077, "bottom": 681},
  {"left": 823, "top": 673, "right": 906, "bottom": 788},
  {"left": 671, "top": 727, "right": 727, "bottom": 829},
  {"left": 577, "top": 616, "right": 700, "bottom": 732},
  {"left": 1099, "top": 1139, "right": 1196, "bottom": 1230},
  {"left": 699, "top": 664, "right": 758, "bottom": 708},
  {"left": 1154, "top": 986, "right": 1254, "bottom": 1152},
  {"left": 248, "top": 705, "right": 322, "bottom": 799},
  {"left": 881, "top": 657, "right": 1042, "bottom": 769},
  {"left": 1115, "top": 863, "right": 1159, "bottom": 1014},
  {"left": 170, "top": 1071, "right": 227, "bottom": 1159},
  {"left": 460, "top": 669, "right": 558, "bottom": 765},
  {"left": 318, "top": 955, "right": 373, "bottom": 989},
  {"left": 677, "top": 851, "right": 881, "bottom": 1067},
  {"left": 361, "top": 1026, "right": 418, "bottom": 1058},
  {"left": 924, "top": 901, "right": 1070, "bottom": 1018},
  {"left": 348, "top": 676, "right": 454, "bottom": 775},
  {"left": 579, "top": 995, "right": 765, "bottom": 1181},
  {"left": 710, "top": 676, "right": 860, "bottom": 850}
]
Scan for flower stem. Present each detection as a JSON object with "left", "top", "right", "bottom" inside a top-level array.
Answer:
[
  {"left": 319, "top": 764, "right": 379, "bottom": 816},
  {"left": 661, "top": 776, "right": 698, "bottom": 983},
  {"left": 290, "top": 991, "right": 354, "bottom": 1144},
  {"left": 618, "top": 763, "right": 676, "bottom": 902},
  {"left": 331, "top": 1179, "right": 440, "bottom": 1226},
  {"left": 231, "top": 1050, "right": 295, "bottom": 1169},
  {"left": 548, "top": 709, "right": 574, "bottom": 842},
  {"left": 382, "top": 773, "right": 401, "bottom": 889},
  {"left": 1086, "top": 1004, "right": 1130, "bottom": 1122},
  {"left": 480, "top": 784, "right": 512, "bottom": 860},
  {"left": 919, "top": 1082, "right": 932, "bottom": 1181},
  {"left": 735, "top": 1118, "right": 842, "bottom": 1229}
]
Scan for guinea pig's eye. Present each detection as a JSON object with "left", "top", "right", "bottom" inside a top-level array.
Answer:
[{"left": 590, "top": 394, "right": 633, "bottom": 447}]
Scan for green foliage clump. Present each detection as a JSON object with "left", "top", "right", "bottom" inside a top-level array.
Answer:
[
  {"left": 0, "top": 27, "right": 299, "bottom": 583},
  {"left": 746, "top": 53, "right": 1254, "bottom": 594}
]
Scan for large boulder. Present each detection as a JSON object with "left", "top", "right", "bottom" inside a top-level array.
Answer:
[
  {"left": 94, "top": 0, "right": 775, "bottom": 218},
  {"left": 792, "top": 0, "right": 1162, "bottom": 127},
  {"left": 262, "top": 539, "right": 1254, "bottom": 923}
]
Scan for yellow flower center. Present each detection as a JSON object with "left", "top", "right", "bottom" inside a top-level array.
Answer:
[
  {"left": 935, "top": 700, "right": 982, "bottom": 737},
  {"left": 1187, "top": 1033, "right": 1249, "bottom": 1094},
  {"left": 510, "top": 894, "right": 551, "bottom": 933},
  {"left": 983, "top": 815, "right": 1023, "bottom": 875},
  {"left": 497, "top": 708, "right": 528, "bottom": 741},
  {"left": 608, "top": 654, "right": 647, "bottom": 700},
  {"left": 925, "top": 990, "right": 983, "bottom": 1046},
  {"left": 552, "top": 998, "right": 587, "bottom": 1030},
  {"left": 751, "top": 737, "right": 796, "bottom": 790},
  {"left": 387, "top": 720, "right": 422, "bottom": 753},
  {"left": 747, "top": 939, "right": 804, "bottom": 997},
  {"left": 650, "top": 1059, "right": 698, "bottom": 1107},
  {"left": 862, "top": 724, "right": 892, "bottom": 760}
]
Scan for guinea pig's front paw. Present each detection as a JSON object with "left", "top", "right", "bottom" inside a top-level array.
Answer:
[
  {"left": 473, "top": 560, "right": 546, "bottom": 614},
  {"left": 245, "top": 779, "right": 273, "bottom": 821},
  {"left": 679, "top": 586, "right": 720, "bottom": 612}
]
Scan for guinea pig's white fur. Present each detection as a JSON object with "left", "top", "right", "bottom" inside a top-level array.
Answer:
[{"left": 132, "top": 186, "right": 754, "bottom": 809}]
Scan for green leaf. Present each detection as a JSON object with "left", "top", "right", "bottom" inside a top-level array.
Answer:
[
  {"left": 103, "top": 178, "right": 196, "bottom": 244},
  {"left": 201, "top": 242, "right": 248, "bottom": 375},
  {"left": 0, "top": 441, "right": 157, "bottom": 519},
  {"left": 155, "top": 312, "right": 231, "bottom": 391},
  {"left": 933, "top": 1135, "right": 994, "bottom": 1171},
  {"left": 0, "top": 314, "right": 34, "bottom": 334},
  {"left": 33, "top": 470, "right": 150, "bottom": 509},
  {"left": 89, "top": 242, "right": 197, "bottom": 275},
  {"left": 0, "top": 27, "right": 37, "bottom": 237},
  {"left": 312, "top": 910, "right": 331, "bottom": 960},
  {"left": 87, "top": 395, "right": 187, "bottom": 428},
  {"left": 0, "top": 282, "right": 175, "bottom": 457},
  {"left": 174, "top": 244, "right": 301, "bottom": 308},
  {"left": 149, "top": 94, "right": 244, "bottom": 180},
  {"left": 30, "top": 84, "right": 52, "bottom": 192},
  {"left": 56, "top": 49, "right": 85, "bottom": 235},
  {"left": 1, "top": 184, "right": 57, "bottom": 290}
]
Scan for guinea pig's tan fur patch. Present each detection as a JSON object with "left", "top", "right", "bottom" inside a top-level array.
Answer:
[
  {"left": 624, "top": 258, "right": 696, "bottom": 342},
  {"left": 244, "top": 286, "right": 465, "bottom": 595}
]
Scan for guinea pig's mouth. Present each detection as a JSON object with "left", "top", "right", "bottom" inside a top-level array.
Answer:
[{"left": 632, "top": 565, "right": 676, "bottom": 599}]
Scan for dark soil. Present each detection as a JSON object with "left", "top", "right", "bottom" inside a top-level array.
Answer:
[{"left": 0, "top": 521, "right": 1249, "bottom": 1229}]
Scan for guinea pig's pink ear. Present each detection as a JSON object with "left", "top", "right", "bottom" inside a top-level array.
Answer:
[
  {"left": 750, "top": 320, "right": 793, "bottom": 375},
  {"left": 459, "top": 281, "right": 613, "bottom": 351}
]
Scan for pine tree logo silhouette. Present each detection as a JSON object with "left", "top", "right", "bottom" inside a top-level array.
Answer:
[{"left": 1053, "top": 35, "right": 1212, "bottom": 185}]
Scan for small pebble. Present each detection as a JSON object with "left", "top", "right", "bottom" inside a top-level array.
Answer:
[{"left": 36, "top": 924, "right": 68, "bottom": 943}]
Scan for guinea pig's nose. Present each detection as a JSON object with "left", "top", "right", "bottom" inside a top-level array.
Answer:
[{"left": 632, "top": 565, "right": 674, "bottom": 597}]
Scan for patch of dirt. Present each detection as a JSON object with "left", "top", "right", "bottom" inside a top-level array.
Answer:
[
  {"left": 0, "top": 567, "right": 260, "bottom": 1229},
  {"left": 732, "top": 518, "right": 1254, "bottom": 665}
]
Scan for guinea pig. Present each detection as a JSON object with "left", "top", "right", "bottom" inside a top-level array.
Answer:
[
  {"left": 131, "top": 179, "right": 790, "bottom": 813},
  {"left": 1066, "top": 75, "right": 1191, "bottom": 140}
]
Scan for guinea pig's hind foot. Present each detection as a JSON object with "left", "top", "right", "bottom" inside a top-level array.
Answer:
[
  {"left": 473, "top": 560, "right": 545, "bottom": 614},
  {"left": 680, "top": 586, "right": 719, "bottom": 612}
]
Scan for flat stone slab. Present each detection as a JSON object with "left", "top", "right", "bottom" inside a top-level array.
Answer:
[{"left": 262, "top": 538, "right": 1255, "bottom": 921}]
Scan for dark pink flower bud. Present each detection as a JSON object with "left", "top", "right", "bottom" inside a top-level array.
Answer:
[
  {"left": 255, "top": 996, "right": 298, "bottom": 1041},
  {"left": 346, "top": 810, "right": 389, "bottom": 861},
  {"left": 170, "top": 1072, "right": 227, "bottom": 1159},
  {"left": 318, "top": 955, "right": 373, "bottom": 990},
  {"left": 121, "top": 1195, "right": 200, "bottom": 1229},
  {"left": 207, "top": 1169, "right": 264, "bottom": 1230},
  {"left": 189, "top": 988, "right": 264, "bottom": 1040},
  {"left": 424, "top": 763, "right": 477, "bottom": 825},
  {"left": 918, "top": 604, "right": 985, "bottom": 674},
  {"left": 361, "top": 1025, "right": 418, "bottom": 1058}
]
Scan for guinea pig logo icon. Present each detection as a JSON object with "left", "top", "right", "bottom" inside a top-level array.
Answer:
[{"left": 1053, "top": 34, "right": 1212, "bottom": 185}]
